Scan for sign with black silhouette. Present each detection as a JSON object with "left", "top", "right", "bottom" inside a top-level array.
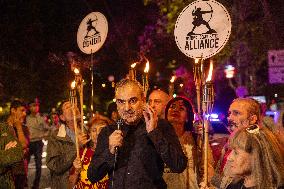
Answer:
[
  {"left": 268, "top": 50, "right": 284, "bottom": 84},
  {"left": 174, "top": 0, "right": 231, "bottom": 59},
  {"left": 77, "top": 12, "right": 108, "bottom": 54}
]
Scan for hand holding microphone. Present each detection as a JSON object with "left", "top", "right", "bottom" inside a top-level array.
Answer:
[{"left": 109, "top": 119, "right": 124, "bottom": 155}]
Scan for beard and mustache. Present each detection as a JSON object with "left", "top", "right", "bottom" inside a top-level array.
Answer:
[
  {"left": 228, "top": 119, "right": 251, "bottom": 132},
  {"left": 228, "top": 120, "right": 237, "bottom": 132},
  {"left": 118, "top": 108, "right": 143, "bottom": 125}
]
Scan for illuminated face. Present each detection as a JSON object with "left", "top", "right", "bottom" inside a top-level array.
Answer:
[
  {"left": 227, "top": 148, "right": 252, "bottom": 177},
  {"left": 227, "top": 101, "right": 251, "bottom": 132},
  {"left": 60, "top": 101, "right": 80, "bottom": 123},
  {"left": 167, "top": 100, "right": 188, "bottom": 126},
  {"left": 12, "top": 106, "right": 27, "bottom": 124},
  {"left": 148, "top": 90, "right": 169, "bottom": 119},
  {"left": 115, "top": 84, "right": 145, "bottom": 125},
  {"left": 89, "top": 122, "right": 106, "bottom": 144}
]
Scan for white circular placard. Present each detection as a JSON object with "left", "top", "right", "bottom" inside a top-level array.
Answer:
[
  {"left": 174, "top": 0, "right": 231, "bottom": 59},
  {"left": 77, "top": 12, "right": 108, "bottom": 54}
]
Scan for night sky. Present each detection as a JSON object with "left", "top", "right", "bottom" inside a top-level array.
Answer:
[{"left": 1, "top": 0, "right": 284, "bottom": 114}]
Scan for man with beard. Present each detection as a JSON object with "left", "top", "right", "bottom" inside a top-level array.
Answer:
[
  {"left": 6, "top": 100, "right": 30, "bottom": 189},
  {"left": 209, "top": 97, "right": 262, "bottom": 188},
  {"left": 87, "top": 79, "right": 187, "bottom": 189}
]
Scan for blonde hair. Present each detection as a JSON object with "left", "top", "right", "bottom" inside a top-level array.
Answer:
[
  {"left": 232, "top": 98, "right": 262, "bottom": 123},
  {"left": 229, "top": 126, "right": 284, "bottom": 189}
]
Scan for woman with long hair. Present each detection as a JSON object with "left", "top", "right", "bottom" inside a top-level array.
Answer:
[
  {"left": 226, "top": 125, "right": 284, "bottom": 189},
  {"left": 164, "top": 96, "right": 214, "bottom": 189}
]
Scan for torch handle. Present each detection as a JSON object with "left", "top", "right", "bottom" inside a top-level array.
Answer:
[
  {"left": 80, "top": 83, "right": 84, "bottom": 132},
  {"left": 73, "top": 108, "right": 80, "bottom": 158},
  {"left": 203, "top": 119, "right": 209, "bottom": 185}
]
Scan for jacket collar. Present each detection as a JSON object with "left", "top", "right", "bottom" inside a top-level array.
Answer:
[{"left": 55, "top": 124, "right": 73, "bottom": 143}]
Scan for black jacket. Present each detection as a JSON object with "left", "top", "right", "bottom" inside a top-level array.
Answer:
[{"left": 87, "top": 119, "right": 187, "bottom": 189}]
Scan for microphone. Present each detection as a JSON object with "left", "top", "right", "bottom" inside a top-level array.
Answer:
[
  {"left": 114, "top": 119, "right": 124, "bottom": 156},
  {"left": 112, "top": 119, "right": 124, "bottom": 188}
]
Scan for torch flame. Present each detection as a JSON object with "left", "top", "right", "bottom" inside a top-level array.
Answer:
[
  {"left": 71, "top": 80, "right": 76, "bottom": 89},
  {"left": 131, "top": 63, "right": 137, "bottom": 68},
  {"left": 144, "top": 61, "right": 149, "bottom": 73},
  {"left": 170, "top": 76, "right": 176, "bottom": 83},
  {"left": 74, "top": 68, "right": 80, "bottom": 75},
  {"left": 206, "top": 60, "right": 213, "bottom": 82},
  {"left": 195, "top": 59, "right": 199, "bottom": 64}
]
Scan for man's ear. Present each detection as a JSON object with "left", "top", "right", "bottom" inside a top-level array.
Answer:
[{"left": 249, "top": 115, "right": 258, "bottom": 125}]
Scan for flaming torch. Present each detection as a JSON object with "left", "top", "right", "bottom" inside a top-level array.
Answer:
[
  {"left": 169, "top": 75, "right": 176, "bottom": 97},
  {"left": 69, "top": 81, "right": 80, "bottom": 158},
  {"left": 142, "top": 60, "right": 150, "bottom": 97},
  {"left": 202, "top": 60, "right": 214, "bottom": 185},
  {"left": 73, "top": 68, "right": 84, "bottom": 132},
  {"left": 129, "top": 63, "right": 137, "bottom": 80}
]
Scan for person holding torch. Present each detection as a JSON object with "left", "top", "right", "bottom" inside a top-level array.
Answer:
[{"left": 46, "top": 99, "right": 82, "bottom": 189}]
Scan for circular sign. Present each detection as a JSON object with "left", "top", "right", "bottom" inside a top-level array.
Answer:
[
  {"left": 174, "top": 0, "right": 231, "bottom": 59},
  {"left": 77, "top": 12, "right": 108, "bottom": 54}
]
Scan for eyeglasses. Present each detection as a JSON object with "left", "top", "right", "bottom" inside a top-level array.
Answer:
[{"left": 246, "top": 124, "right": 260, "bottom": 134}]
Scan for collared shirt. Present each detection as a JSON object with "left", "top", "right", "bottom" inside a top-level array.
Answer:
[
  {"left": 66, "top": 126, "right": 75, "bottom": 143},
  {"left": 26, "top": 114, "right": 49, "bottom": 142},
  {"left": 87, "top": 119, "right": 187, "bottom": 189}
]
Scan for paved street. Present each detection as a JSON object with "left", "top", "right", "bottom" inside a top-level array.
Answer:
[{"left": 28, "top": 140, "right": 51, "bottom": 189}]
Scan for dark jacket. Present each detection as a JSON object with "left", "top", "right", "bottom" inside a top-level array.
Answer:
[
  {"left": 87, "top": 119, "right": 187, "bottom": 189},
  {"left": 0, "top": 122, "right": 24, "bottom": 189},
  {"left": 46, "top": 125, "right": 76, "bottom": 189}
]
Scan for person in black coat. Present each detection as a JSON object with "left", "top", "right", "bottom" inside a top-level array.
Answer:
[{"left": 87, "top": 79, "right": 187, "bottom": 189}]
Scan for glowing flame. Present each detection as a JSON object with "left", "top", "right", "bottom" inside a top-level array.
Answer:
[
  {"left": 131, "top": 63, "right": 137, "bottom": 68},
  {"left": 206, "top": 60, "right": 213, "bottom": 82},
  {"left": 195, "top": 59, "right": 199, "bottom": 64},
  {"left": 71, "top": 80, "right": 76, "bottom": 89},
  {"left": 170, "top": 76, "right": 176, "bottom": 83},
  {"left": 74, "top": 68, "right": 80, "bottom": 75},
  {"left": 144, "top": 61, "right": 149, "bottom": 73}
]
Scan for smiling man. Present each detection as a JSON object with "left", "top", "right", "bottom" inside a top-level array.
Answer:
[{"left": 87, "top": 79, "right": 187, "bottom": 189}]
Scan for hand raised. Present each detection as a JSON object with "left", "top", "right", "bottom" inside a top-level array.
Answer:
[{"left": 143, "top": 105, "right": 158, "bottom": 133}]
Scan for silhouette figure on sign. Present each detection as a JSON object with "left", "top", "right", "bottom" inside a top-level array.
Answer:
[
  {"left": 188, "top": 7, "right": 216, "bottom": 36},
  {"left": 85, "top": 17, "right": 99, "bottom": 39}
]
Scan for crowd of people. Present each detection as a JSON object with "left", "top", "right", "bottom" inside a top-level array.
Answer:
[{"left": 0, "top": 78, "right": 284, "bottom": 189}]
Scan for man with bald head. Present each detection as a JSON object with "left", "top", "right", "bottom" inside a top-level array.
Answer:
[
  {"left": 148, "top": 89, "right": 170, "bottom": 119},
  {"left": 88, "top": 79, "right": 187, "bottom": 189}
]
